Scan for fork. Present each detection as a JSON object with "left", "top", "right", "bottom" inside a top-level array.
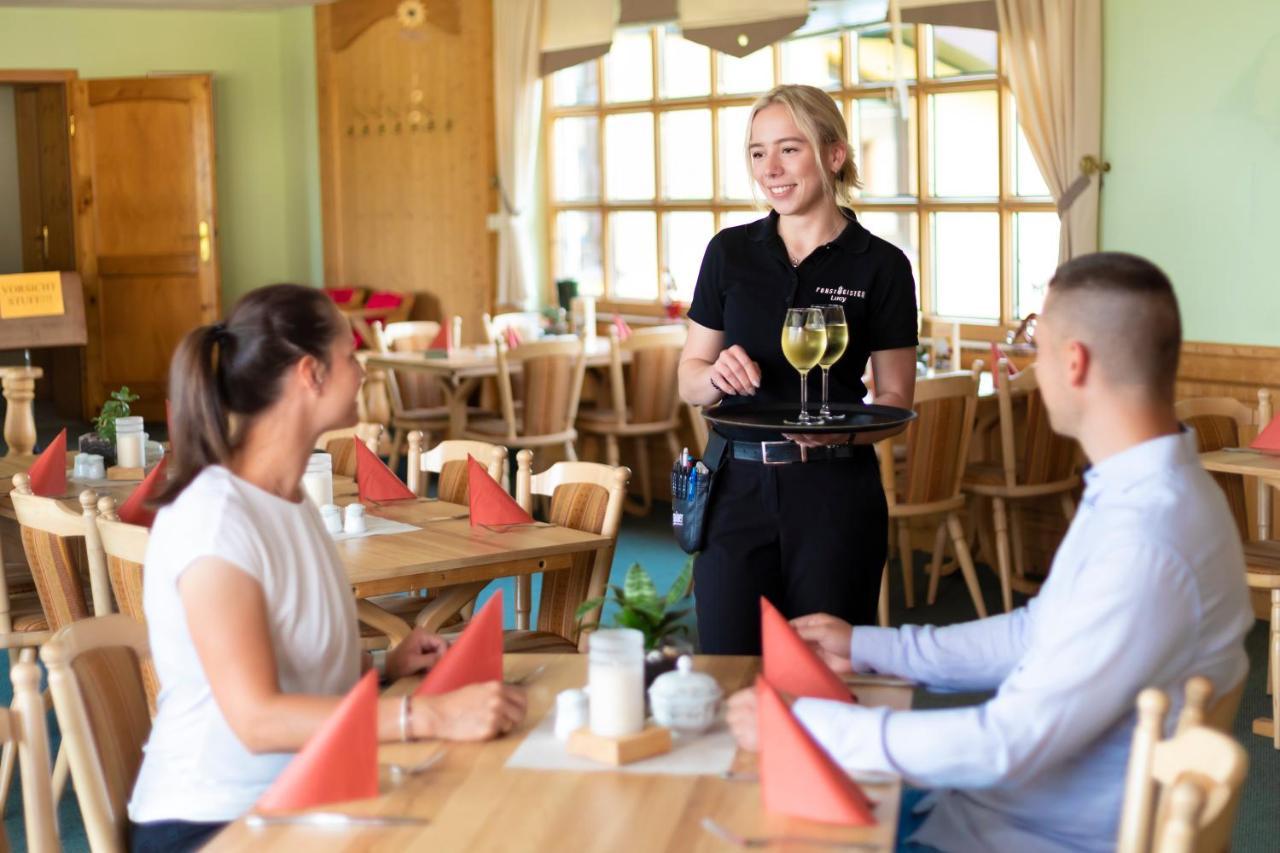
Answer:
[
  {"left": 506, "top": 664, "right": 546, "bottom": 686},
  {"left": 382, "top": 747, "right": 447, "bottom": 780},
  {"left": 700, "top": 817, "right": 879, "bottom": 850},
  {"left": 719, "top": 769, "right": 897, "bottom": 786}
]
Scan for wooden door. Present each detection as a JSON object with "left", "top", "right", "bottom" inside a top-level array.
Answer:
[
  {"left": 70, "top": 75, "right": 220, "bottom": 421},
  {"left": 13, "top": 82, "right": 81, "bottom": 416}
]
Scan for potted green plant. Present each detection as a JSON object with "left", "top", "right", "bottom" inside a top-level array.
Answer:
[
  {"left": 78, "top": 386, "right": 140, "bottom": 467},
  {"left": 576, "top": 559, "right": 694, "bottom": 686}
]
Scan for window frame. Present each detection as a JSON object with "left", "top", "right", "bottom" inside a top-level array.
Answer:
[{"left": 543, "top": 24, "right": 1057, "bottom": 340}]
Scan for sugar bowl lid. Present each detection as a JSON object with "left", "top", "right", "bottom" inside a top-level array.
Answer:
[{"left": 649, "top": 655, "right": 722, "bottom": 703}]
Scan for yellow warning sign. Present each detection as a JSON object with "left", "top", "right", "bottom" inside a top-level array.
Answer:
[{"left": 0, "top": 273, "right": 65, "bottom": 320}]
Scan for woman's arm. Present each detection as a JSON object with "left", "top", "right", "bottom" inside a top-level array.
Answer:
[
  {"left": 179, "top": 558, "right": 526, "bottom": 752},
  {"left": 678, "top": 321, "right": 761, "bottom": 406},
  {"left": 848, "top": 346, "right": 918, "bottom": 445}
]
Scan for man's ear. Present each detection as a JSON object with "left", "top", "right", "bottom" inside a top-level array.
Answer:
[{"left": 1066, "top": 339, "right": 1090, "bottom": 389}]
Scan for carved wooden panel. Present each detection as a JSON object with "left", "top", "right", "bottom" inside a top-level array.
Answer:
[{"left": 316, "top": 0, "right": 495, "bottom": 339}]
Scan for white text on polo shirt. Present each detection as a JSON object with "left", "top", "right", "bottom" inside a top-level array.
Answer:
[{"left": 815, "top": 285, "right": 866, "bottom": 302}]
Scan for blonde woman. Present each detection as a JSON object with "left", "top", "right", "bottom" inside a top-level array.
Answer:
[{"left": 678, "top": 84, "right": 918, "bottom": 654}]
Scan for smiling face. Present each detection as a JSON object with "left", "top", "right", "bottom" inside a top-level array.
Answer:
[{"left": 748, "top": 102, "right": 844, "bottom": 218}]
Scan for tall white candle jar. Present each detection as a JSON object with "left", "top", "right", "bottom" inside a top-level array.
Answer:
[
  {"left": 588, "top": 628, "right": 645, "bottom": 737},
  {"left": 301, "top": 452, "right": 334, "bottom": 508},
  {"left": 115, "top": 417, "right": 145, "bottom": 468}
]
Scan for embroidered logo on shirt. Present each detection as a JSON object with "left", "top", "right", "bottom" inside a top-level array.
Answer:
[{"left": 814, "top": 285, "right": 866, "bottom": 303}]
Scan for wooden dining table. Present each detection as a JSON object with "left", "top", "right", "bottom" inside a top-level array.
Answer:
[{"left": 205, "top": 653, "right": 913, "bottom": 853}]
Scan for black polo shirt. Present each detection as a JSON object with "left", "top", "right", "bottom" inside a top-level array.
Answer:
[{"left": 688, "top": 208, "right": 918, "bottom": 441}]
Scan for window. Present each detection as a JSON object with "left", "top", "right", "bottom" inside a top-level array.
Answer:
[{"left": 546, "top": 23, "right": 1058, "bottom": 332}]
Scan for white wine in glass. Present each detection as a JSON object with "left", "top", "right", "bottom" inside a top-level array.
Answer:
[
  {"left": 781, "top": 307, "right": 826, "bottom": 425},
  {"left": 818, "top": 305, "right": 848, "bottom": 421}
]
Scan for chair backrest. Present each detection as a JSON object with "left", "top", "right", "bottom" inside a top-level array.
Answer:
[
  {"left": 42, "top": 614, "right": 152, "bottom": 853},
  {"left": 515, "top": 450, "right": 629, "bottom": 649},
  {"left": 1176, "top": 390, "right": 1271, "bottom": 541},
  {"left": 372, "top": 320, "right": 446, "bottom": 413},
  {"left": 1117, "top": 677, "right": 1249, "bottom": 853},
  {"left": 994, "top": 361, "right": 1079, "bottom": 488},
  {"left": 928, "top": 321, "right": 962, "bottom": 371},
  {"left": 315, "top": 423, "right": 384, "bottom": 478},
  {"left": 883, "top": 369, "right": 980, "bottom": 507},
  {"left": 9, "top": 474, "right": 111, "bottom": 629},
  {"left": 485, "top": 311, "right": 543, "bottom": 343},
  {"left": 405, "top": 433, "right": 508, "bottom": 501},
  {"left": 94, "top": 497, "right": 160, "bottom": 715},
  {"left": 604, "top": 324, "right": 687, "bottom": 427},
  {"left": 6, "top": 659, "right": 58, "bottom": 853},
  {"left": 494, "top": 337, "right": 588, "bottom": 443}
]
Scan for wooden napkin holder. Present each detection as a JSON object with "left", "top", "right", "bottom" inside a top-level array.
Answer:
[
  {"left": 566, "top": 725, "right": 672, "bottom": 766},
  {"left": 107, "top": 466, "right": 146, "bottom": 481}
]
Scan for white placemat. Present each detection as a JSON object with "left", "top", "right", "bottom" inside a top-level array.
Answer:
[
  {"left": 505, "top": 710, "right": 737, "bottom": 776},
  {"left": 329, "top": 515, "right": 420, "bottom": 542}
]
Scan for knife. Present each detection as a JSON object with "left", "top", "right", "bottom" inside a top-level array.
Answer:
[{"left": 246, "top": 812, "right": 429, "bottom": 830}]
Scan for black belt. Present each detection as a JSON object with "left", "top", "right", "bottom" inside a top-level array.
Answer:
[{"left": 730, "top": 439, "right": 857, "bottom": 465}]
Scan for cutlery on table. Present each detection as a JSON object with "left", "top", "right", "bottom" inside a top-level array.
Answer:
[
  {"left": 699, "top": 817, "right": 878, "bottom": 850},
  {"left": 719, "top": 769, "right": 897, "bottom": 786},
  {"left": 842, "top": 674, "right": 916, "bottom": 688},
  {"left": 246, "top": 812, "right": 430, "bottom": 830},
  {"left": 506, "top": 663, "right": 546, "bottom": 686},
  {"left": 383, "top": 748, "right": 448, "bottom": 780}
]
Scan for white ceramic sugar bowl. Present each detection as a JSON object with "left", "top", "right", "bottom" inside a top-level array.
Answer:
[{"left": 647, "top": 655, "right": 722, "bottom": 734}]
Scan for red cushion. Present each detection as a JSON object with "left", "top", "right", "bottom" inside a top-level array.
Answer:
[
  {"left": 364, "top": 291, "right": 404, "bottom": 311},
  {"left": 325, "top": 287, "right": 360, "bottom": 305}
]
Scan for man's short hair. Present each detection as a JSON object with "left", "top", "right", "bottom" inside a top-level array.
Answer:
[{"left": 1047, "top": 252, "right": 1182, "bottom": 401}]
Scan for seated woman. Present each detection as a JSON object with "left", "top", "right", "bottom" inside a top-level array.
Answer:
[{"left": 127, "top": 284, "right": 527, "bottom": 853}]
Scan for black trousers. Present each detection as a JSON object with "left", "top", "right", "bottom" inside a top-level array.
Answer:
[
  {"left": 693, "top": 446, "right": 888, "bottom": 655},
  {"left": 130, "top": 819, "right": 225, "bottom": 853}
]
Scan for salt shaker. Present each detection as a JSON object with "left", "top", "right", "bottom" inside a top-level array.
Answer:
[
  {"left": 343, "top": 502, "right": 367, "bottom": 534},
  {"left": 319, "top": 504, "right": 343, "bottom": 535},
  {"left": 555, "top": 688, "right": 589, "bottom": 741}
]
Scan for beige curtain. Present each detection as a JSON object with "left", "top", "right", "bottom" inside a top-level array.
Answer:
[
  {"left": 493, "top": 0, "right": 543, "bottom": 309},
  {"left": 995, "top": 0, "right": 1103, "bottom": 261}
]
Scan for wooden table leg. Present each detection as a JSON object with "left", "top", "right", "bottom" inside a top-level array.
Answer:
[
  {"left": 1, "top": 367, "right": 43, "bottom": 457},
  {"left": 444, "top": 377, "right": 481, "bottom": 438}
]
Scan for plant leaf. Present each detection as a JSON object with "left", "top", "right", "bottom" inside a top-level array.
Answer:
[
  {"left": 623, "top": 563, "right": 660, "bottom": 612},
  {"left": 574, "top": 597, "right": 606, "bottom": 621},
  {"left": 664, "top": 557, "right": 694, "bottom": 610}
]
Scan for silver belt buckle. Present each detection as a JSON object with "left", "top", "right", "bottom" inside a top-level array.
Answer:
[{"left": 759, "top": 440, "right": 792, "bottom": 465}]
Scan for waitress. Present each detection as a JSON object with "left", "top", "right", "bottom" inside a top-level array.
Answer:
[{"left": 678, "top": 84, "right": 918, "bottom": 655}]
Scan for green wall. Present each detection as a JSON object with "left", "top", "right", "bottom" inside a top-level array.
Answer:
[
  {"left": 0, "top": 6, "right": 322, "bottom": 308},
  {"left": 1101, "top": 0, "right": 1280, "bottom": 346}
]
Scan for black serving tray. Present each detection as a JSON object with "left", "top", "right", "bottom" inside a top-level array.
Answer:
[{"left": 701, "top": 402, "right": 917, "bottom": 434}]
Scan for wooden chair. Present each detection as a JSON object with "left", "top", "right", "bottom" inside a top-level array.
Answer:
[
  {"left": 371, "top": 320, "right": 450, "bottom": 471},
  {"left": 877, "top": 369, "right": 987, "bottom": 627},
  {"left": 94, "top": 497, "right": 162, "bottom": 715},
  {"left": 1242, "top": 544, "right": 1280, "bottom": 749},
  {"left": 462, "top": 337, "right": 588, "bottom": 467},
  {"left": 433, "top": 450, "right": 627, "bottom": 646},
  {"left": 404, "top": 432, "right": 508, "bottom": 500},
  {"left": 1, "top": 659, "right": 59, "bottom": 853},
  {"left": 1117, "top": 677, "right": 1248, "bottom": 853},
  {"left": 483, "top": 311, "right": 544, "bottom": 344},
  {"left": 1176, "top": 390, "right": 1272, "bottom": 541},
  {"left": 961, "top": 361, "right": 1080, "bottom": 608},
  {"left": 576, "top": 325, "right": 687, "bottom": 514},
  {"left": 927, "top": 321, "right": 962, "bottom": 371},
  {"left": 315, "top": 422, "right": 384, "bottom": 477},
  {"left": 41, "top": 614, "right": 152, "bottom": 853}
]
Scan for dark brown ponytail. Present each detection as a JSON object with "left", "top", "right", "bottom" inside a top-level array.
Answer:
[{"left": 156, "top": 283, "right": 345, "bottom": 505}]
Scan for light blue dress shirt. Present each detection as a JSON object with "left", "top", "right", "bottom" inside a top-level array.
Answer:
[{"left": 793, "top": 431, "right": 1253, "bottom": 852}]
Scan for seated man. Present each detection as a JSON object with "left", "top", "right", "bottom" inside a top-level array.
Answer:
[{"left": 727, "top": 252, "right": 1253, "bottom": 853}]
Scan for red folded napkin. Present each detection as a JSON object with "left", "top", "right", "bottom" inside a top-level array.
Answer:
[
  {"left": 467, "top": 455, "right": 534, "bottom": 527},
  {"left": 989, "top": 343, "right": 1017, "bottom": 388},
  {"left": 116, "top": 457, "right": 168, "bottom": 528},
  {"left": 256, "top": 670, "right": 379, "bottom": 813},
  {"left": 503, "top": 326, "right": 522, "bottom": 351},
  {"left": 612, "top": 314, "right": 632, "bottom": 342},
  {"left": 354, "top": 440, "right": 417, "bottom": 502},
  {"left": 26, "top": 428, "right": 67, "bottom": 497},
  {"left": 761, "top": 599, "right": 853, "bottom": 704},
  {"left": 757, "top": 677, "right": 875, "bottom": 826},
  {"left": 428, "top": 322, "right": 451, "bottom": 351},
  {"left": 415, "top": 590, "right": 503, "bottom": 696},
  {"left": 1251, "top": 415, "right": 1280, "bottom": 452}
]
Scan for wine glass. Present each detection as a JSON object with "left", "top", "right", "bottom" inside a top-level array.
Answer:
[
  {"left": 817, "top": 305, "right": 848, "bottom": 421},
  {"left": 780, "top": 307, "right": 826, "bottom": 425}
]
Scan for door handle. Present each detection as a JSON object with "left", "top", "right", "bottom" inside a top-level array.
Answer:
[
  {"left": 40, "top": 225, "right": 49, "bottom": 264},
  {"left": 198, "top": 220, "right": 211, "bottom": 263}
]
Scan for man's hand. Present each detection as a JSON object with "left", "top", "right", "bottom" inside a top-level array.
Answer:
[
  {"left": 790, "top": 613, "right": 855, "bottom": 674},
  {"left": 386, "top": 628, "right": 449, "bottom": 681},
  {"left": 726, "top": 687, "right": 760, "bottom": 751}
]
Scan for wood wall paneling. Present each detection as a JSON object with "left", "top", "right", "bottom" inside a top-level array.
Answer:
[{"left": 316, "top": 0, "right": 496, "bottom": 340}]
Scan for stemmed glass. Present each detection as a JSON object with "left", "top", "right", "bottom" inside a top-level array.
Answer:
[
  {"left": 817, "top": 305, "right": 849, "bottom": 421},
  {"left": 780, "top": 307, "right": 826, "bottom": 426}
]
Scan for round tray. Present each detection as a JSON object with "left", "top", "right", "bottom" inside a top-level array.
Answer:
[{"left": 701, "top": 402, "right": 917, "bottom": 434}]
